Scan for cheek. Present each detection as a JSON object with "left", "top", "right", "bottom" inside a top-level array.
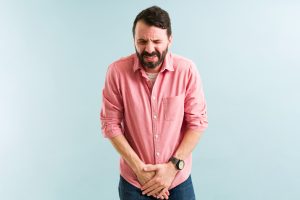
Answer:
[
  {"left": 156, "top": 44, "right": 168, "bottom": 52},
  {"left": 135, "top": 44, "right": 144, "bottom": 52}
]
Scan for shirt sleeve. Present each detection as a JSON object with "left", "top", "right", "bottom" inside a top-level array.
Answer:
[
  {"left": 100, "top": 64, "right": 124, "bottom": 138},
  {"left": 184, "top": 62, "right": 208, "bottom": 132}
]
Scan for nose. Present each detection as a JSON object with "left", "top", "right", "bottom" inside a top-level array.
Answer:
[{"left": 145, "top": 41, "right": 155, "bottom": 53}]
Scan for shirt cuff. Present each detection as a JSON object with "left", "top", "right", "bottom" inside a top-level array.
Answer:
[{"left": 102, "top": 124, "right": 123, "bottom": 139}]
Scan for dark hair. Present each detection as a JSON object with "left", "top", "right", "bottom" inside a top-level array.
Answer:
[{"left": 132, "top": 6, "right": 172, "bottom": 37}]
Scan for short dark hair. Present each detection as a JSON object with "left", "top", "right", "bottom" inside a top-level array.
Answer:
[{"left": 132, "top": 6, "right": 172, "bottom": 37}]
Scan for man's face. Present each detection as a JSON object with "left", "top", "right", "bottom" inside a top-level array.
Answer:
[{"left": 134, "top": 20, "right": 172, "bottom": 69}]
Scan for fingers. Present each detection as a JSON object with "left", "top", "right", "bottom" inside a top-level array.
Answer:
[
  {"left": 142, "top": 183, "right": 160, "bottom": 195},
  {"left": 154, "top": 189, "right": 169, "bottom": 199},
  {"left": 166, "top": 190, "right": 170, "bottom": 196},
  {"left": 141, "top": 178, "right": 156, "bottom": 190},
  {"left": 162, "top": 192, "right": 169, "bottom": 199},
  {"left": 147, "top": 185, "right": 164, "bottom": 197},
  {"left": 137, "top": 171, "right": 156, "bottom": 187},
  {"left": 160, "top": 192, "right": 169, "bottom": 200},
  {"left": 157, "top": 188, "right": 169, "bottom": 199}
]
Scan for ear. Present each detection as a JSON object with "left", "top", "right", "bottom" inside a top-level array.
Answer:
[{"left": 168, "top": 35, "right": 173, "bottom": 48}]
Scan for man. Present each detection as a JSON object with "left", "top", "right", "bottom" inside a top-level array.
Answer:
[{"left": 100, "top": 6, "right": 208, "bottom": 200}]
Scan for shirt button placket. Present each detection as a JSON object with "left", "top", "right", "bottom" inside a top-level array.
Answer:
[
  {"left": 153, "top": 113, "right": 159, "bottom": 163},
  {"left": 154, "top": 133, "right": 160, "bottom": 162},
  {"left": 151, "top": 92, "right": 160, "bottom": 163}
]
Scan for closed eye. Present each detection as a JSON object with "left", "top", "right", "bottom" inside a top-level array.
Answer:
[
  {"left": 153, "top": 40, "right": 162, "bottom": 44},
  {"left": 137, "top": 40, "right": 147, "bottom": 45}
]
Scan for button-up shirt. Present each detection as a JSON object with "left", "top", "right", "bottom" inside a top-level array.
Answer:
[{"left": 100, "top": 52, "right": 208, "bottom": 189}]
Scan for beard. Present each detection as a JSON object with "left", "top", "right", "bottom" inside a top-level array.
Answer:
[{"left": 136, "top": 47, "right": 168, "bottom": 69}]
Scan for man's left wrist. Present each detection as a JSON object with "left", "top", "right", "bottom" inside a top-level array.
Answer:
[
  {"left": 167, "top": 161, "right": 179, "bottom": 173},
  {"left": 168, "top": 156, "right": 185, "bottom": 171}
]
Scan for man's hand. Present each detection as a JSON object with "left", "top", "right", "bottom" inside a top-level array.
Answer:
[
  {"left": 135, "top": 163, "right": 156, "bottom": 186},
  {"left": 135, "top": 163, "right": 170, "bottom": 199},
  {"left": 141, "top": 162, "right": 178, "bottom": 199}
]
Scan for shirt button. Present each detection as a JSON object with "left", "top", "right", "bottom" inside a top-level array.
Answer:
[
  {"left": 156, "top": 152, "right": 160, "bottom": 156},
  {"left": 153, "top": 115, "right": 157, "bottom": 119},
  {"left": 152, "top": 96, "right": 156, "bottom": 100},
  {"left": 155, "top": 134, "right": 158, "bottom": 139}
]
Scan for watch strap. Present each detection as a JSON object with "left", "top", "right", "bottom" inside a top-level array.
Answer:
[{"left": 169, "top": 156, "right": 180, "bottom": 165}]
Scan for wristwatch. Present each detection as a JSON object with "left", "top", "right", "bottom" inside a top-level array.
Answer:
[{"left": 169, "top": 157, "right": 185, "bottom": 170}]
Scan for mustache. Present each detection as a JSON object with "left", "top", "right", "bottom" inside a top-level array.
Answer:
[{"left": 141, "top": 51, "right": 160, "bottom": 57}]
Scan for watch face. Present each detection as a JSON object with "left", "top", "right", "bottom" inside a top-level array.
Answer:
[{"left": 178, "top": 160, "right": 185, "bottom": 170}]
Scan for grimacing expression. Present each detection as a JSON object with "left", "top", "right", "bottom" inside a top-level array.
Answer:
[{"left": 134, "top": 20, "right": 172, "bottom": 69}]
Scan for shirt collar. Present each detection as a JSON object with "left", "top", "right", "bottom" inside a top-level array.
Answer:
[{"left": 133, "top": 52, "right": 174, "bottom": 73}]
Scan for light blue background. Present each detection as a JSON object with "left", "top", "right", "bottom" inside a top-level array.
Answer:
[{"left": 1, "top": 0, "right": 299, "bottom": 199}]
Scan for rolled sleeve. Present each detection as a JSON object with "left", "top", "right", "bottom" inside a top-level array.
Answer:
[
  {"left": 184, "top": 62, "right": 208, "bottom": 132},
  {"left": 100, "top": 64, "right": 124, "bottom": 138}
]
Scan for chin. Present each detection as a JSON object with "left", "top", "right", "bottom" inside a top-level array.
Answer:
[{"left": 144, "top": 63, "right": 159, "bottom": 69}]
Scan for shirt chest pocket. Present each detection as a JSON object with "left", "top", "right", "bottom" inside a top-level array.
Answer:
[{"left": 162, "top": 94, "right": 185, "bottom": 121}]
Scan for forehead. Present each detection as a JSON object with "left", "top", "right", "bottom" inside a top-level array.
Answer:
[{"left": 135, "top": 20, "right": 168, "bottom": 40}]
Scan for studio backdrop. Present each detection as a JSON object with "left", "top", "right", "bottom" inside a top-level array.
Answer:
[{"left": 0, "top": 0, "right": 299, "bottom": 200}]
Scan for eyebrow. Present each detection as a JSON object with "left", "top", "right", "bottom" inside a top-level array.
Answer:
[{"left": 137, "top": 38, "right": 161, "bottom": 42}]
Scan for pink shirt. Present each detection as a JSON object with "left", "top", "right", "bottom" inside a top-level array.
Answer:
[{"left": 100, "top": 52, "right": 208, "bottom": 189}]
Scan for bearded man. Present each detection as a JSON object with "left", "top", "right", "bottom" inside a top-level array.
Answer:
[{"left": 100, "top": 5, "right": 208, "bottom": 200}]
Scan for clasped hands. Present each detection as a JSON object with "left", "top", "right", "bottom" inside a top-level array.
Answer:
[{"left": 136, "top": 162, "right": 178, "bottom": 199}]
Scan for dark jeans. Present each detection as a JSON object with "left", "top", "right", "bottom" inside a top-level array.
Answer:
[{"left": 118, "top": 175, "right": 196, "bottom": 200}]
